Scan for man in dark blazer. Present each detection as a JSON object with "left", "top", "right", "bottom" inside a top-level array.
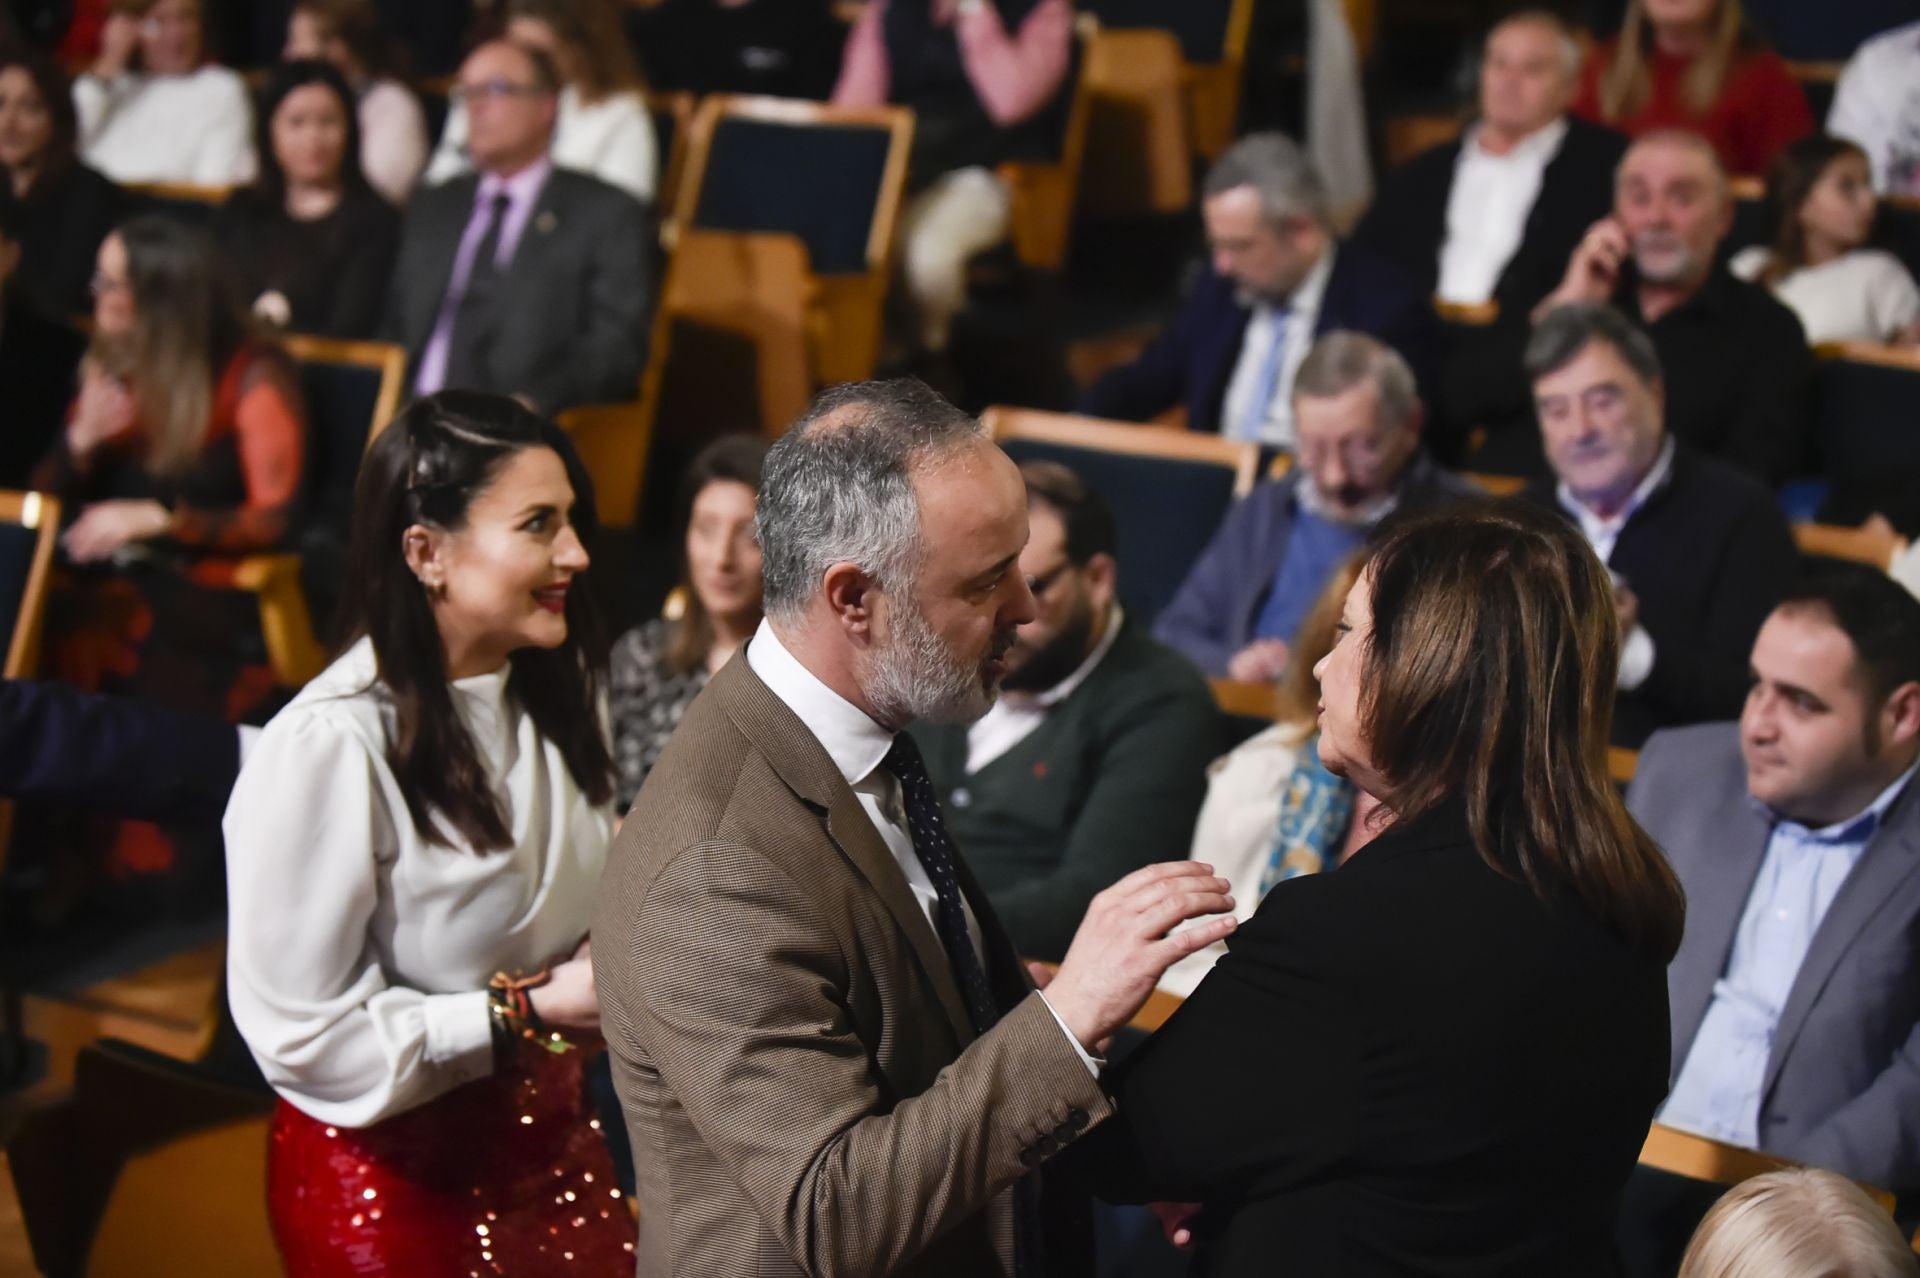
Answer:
[
  {"left": 1521, "top": 303, "right": 1795, "bottom": 747},
  {"left": 593, "top": 380, "right": 1235, "bottom": 1276},
  {"left": 1078, "top": 133, "right": 1433, "bottom": 446},
  {"left": 1351, "top": 11, "right": 1626, "bottom": 469},
  {"left": 1155, "top": 332, "right": 1474, "bottom": 679},
  {"left": 916, "top": 460, "right": 1219, "bottom": 963},
  {"left": 383, "top": 39, "right": 649, "bottom": 416},
  {"left": 1623, "top": 569, "right": 1920, "bottom": 1268}
]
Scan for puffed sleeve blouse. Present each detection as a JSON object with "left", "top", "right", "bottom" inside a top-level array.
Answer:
[{"left": 223, "top": 637, "right": 615, "bottom": 1128}]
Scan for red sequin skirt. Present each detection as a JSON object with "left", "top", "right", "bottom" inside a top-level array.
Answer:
[{"left": 267, "top": 1040, "right": 636, "bottom": 1277}]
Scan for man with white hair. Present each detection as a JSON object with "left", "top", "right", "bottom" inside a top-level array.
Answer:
[
  {"left": 593, "top": 378, "right": 1237, "bottom": 1276},
  {"left": 1080, "top": 132, "right": 1433, "bottom": 449},
  {"left": 1540, "top": 128, "right": 1814, "bottom": 485}
]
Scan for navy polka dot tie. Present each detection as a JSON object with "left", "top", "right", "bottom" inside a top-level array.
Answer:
[{"left": 883, "top": 734, "right": 1001, "bottom": 1036}]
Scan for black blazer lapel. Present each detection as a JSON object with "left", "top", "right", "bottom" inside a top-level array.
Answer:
[{"left": 1763, "top": 812, "right": 1920, "bottom": 1101}]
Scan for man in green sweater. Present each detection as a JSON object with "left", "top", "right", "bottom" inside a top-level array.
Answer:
[{"left": 914, "top": 460, "right": 1222, "bottom": 961}]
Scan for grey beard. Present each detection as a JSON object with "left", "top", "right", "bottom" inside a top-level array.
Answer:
[{"left": 865, "top": 597, "right": 1000, "bottom": 728}]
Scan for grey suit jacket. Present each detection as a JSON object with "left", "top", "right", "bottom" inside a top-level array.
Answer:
[
  {"left": 383, "top": 167, "right": 650, "bottom": 414},
  {"left": 592, "top": 650, "right": 1112, "bottom": 1277},
  {"left": 1630, "top": 722, "right": 1920, "bottom": 1196}
]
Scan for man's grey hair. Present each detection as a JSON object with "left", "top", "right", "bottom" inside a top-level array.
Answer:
[
  {"left": 1202, "top": 133, "right": 1332, "bottom": 231},
  {"left": 1293, "top": 331, "right": 1422, "bottom": 430},
  {"left": 757, "top": 379, "right": 986, "bottom": 623},
  {"left": 1489, "top": 9, "right": 1582, "bottom": 81},
  {"left": 1525, "top": 303, "right": 1664, "bottom": 387},
  {"left": 1618, "top": 127, "right": 1731, "bottom": 206}
]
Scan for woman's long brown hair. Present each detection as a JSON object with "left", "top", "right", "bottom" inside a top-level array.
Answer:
[
  {"left": 1599, "top": 0, "right": 1749, "bottom": 122},
  {"left": 1759, "top": 135, "right": 1872, "bottom": 286},
  {"left": 1357, "top": 500, "right": 1685, "bottom": 961}
]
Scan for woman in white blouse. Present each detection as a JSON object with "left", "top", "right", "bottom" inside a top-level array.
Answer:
[
  {"left": 423, "top": 0, "right": 657, "bottom": 205},
  {"left": 72, "top": 0, "right": 256, "bottom": 187},
  {"left": 224, "top": 391, "right": 634, "bottom": 1275},
  {"left": 1731, "top": 134, "right": 1920, "bottom": 346}
]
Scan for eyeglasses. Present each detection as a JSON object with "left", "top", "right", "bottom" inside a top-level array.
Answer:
[
  {"left": 1024, "top": 559, "right": 1076, "bottom": 597},
  {"left": 89, "top": 272, "right": 130, "bottom": 298},
  {"left": 450, "top": 79, "right": 548, "bottom": 105}
]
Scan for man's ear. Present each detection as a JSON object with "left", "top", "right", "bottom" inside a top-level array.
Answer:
[
  {"left": 822, "top": 561, "right": 877, "bottom": 641},
  {"left": 1884, "top": 681, "right": 1920, "bottom": 752},
  {"left": 1083, "top": 552, "right": 1118, "bottom": 602}
]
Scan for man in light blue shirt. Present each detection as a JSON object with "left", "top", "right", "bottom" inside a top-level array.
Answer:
[{"left": 1623, "top": 565, "right": 1920, "bottom": 1265}]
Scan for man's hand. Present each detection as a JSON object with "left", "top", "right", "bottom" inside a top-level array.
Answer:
[
  {"left": 528, "top": 935, "right": 600, "bottom": 1033},
  {"left": 1043, "top": 862, "right": 1235, "bottom": 1051},
  {"left": 1226, "top": 638, "right": 1291, "bottom": 684},
  {"left": 1541, "top": 217, "right": 1629, "bottom": 314}
]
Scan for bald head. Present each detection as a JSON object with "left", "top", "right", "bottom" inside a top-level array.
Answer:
[{"left": 1615, "top": 130, "right": 1732, "bottom": 289}]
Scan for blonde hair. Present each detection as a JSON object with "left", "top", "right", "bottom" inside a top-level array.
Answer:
[
  {"left": 1678, "top": 1169, "right": 1919, "bottom": 1278},
  {"left": 1599, "top": 0, "right": 1748, "bottom": 121}
]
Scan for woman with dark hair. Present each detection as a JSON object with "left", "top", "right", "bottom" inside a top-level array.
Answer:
[
  {"left": 72, "top": 0, "right": 256, "bottom": 186},
  {"left": 1731, "top": 134, "right": 1920, "bottom": 345},
  {"left": 1077, "top": 500, "right": 1685, "bottom": 1276},
  {"left": 424, "top": 0, "right": 656, "bottom": 203},
  {"left": 609, "top": 433, "right": 766, "bottom": 809},
  {"left": 0, "top": 44, "right": 124, "bottom": 320},
  {"left": 284, "top": 0, "right": 430, "bottom": 204},
  {"left": 224, "top": 391, "right": 635, "bottom": 1276},
  {"left": 1571, "top": 0, "right": 1811, "bottom": 173},
  {"left": 211, "top": 59, "right": 399, "bottom": 338}
]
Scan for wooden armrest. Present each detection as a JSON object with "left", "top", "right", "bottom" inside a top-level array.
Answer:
[
  {"left": 1211, "top": 678, "right": 1283, "bottom": 722},
  {"left": 230, "top": 554, "right": 328, "bottom": 688}
]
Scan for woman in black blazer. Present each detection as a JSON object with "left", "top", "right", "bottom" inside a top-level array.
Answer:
[{"left": 1082, "top": 500, "right": 1686, "bottom": 1276}]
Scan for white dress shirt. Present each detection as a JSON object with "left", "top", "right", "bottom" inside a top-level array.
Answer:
[
  {"left": 1557, "top": 436, "right": 1675, "bottom": 691},
  {"left": 1436, "top": 117, "right": 1567, "bottom": 306},
  {"left": 223, "top": 639, "right": 615, "bottom": 1128},
  {"left": 426, "top": 85, "right": 658, "bottom": 204},
  {"left": 1730, "top": 246, "right": 1920, "bottom": 345},
  {"left": 746, "top": 621, "right": 1099, "bottom": 1071},
  {"left": 73, "top": 65, "right": 257, "bottom": 186},
  {"left": 1219, "top": 245, "right": 1336, "bottom": 447},
  {"left": 965, "top": 606, "right": 1122, "bottom": 774}
]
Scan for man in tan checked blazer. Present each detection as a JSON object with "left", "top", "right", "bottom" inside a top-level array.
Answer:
[{"left": 593, "top": 380, "right": 1239, "bottom": 1276}]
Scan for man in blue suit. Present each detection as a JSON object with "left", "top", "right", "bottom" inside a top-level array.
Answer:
[
  {"left": 1620, "top": 566, "right": 1920, "bottom": 1270},
  {"left": 1078, "top": 133, "right": 1434, "bottom": 447}
]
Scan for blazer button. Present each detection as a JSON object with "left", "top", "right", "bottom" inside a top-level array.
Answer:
[
  {"left": 1066, "top": 1107, "right": 1089, "bottom": 1131},
  {"left": 1052, "top": 1122, "right": 1075, "bottom": 1143},
  {"left": 1019, "top": 1146, "right": 1043, "bottom": 1168},
  {"left": 1034, "top": 1134, "right": 1060, "bottom": 1157}
]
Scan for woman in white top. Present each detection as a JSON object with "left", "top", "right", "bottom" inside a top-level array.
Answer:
[
  {"left": 224, "top": 391, "right": 634, "bottom": 1276},
  {"left": 423, "top": 0, "right": 657, "bottom": 204},
  {"left": 71, "top": 0, "right": 255, "bottom": 187},
  {"left": 1731, "top": 133, "right": 1920, "bottom": 346},
  {"left": 283, "top": 0, "right": 431, "bottom": 205}
]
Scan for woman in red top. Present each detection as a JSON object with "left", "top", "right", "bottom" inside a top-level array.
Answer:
[
  {"left": 1572, "top": 0, "right": 1813, "bottom": 176},
  {"left": 28, "top": 213, "right": 305, "bottom": 892}
]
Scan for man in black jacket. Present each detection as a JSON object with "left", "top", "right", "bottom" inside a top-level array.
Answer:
[
  {"left": 1352, "top": 11, "right": 1626, "bottom": 470},
  {"left": 1521, "top": 303, "right": 1797, "bottom": 748}
]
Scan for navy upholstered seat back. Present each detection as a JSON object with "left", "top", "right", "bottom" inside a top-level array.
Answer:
[
  {"left": 296, "top": 359, "right": 385, "bottom": 533},
  {"left": 1083, "top": 0, "right": 1234, "bottom": 61},
  {"left": 997, "top": 438, "right": 1238, "bottom": 626},
  {"left": 1815, "top": 356, "right": 1920, "bottom": 489},
  {"left": 0, "top": 521, "right": 37, "bottom": 668},
  {"left": 692, "top": 116, "right": 894, "bottom": 275}
]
